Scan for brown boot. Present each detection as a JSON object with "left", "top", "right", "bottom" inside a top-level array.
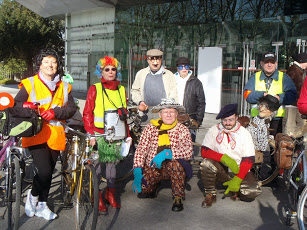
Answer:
[
  {"left": 231, "top": 192, "right": 240, "bottom": 201},
  {"left": 99, "top": 190, "right": 107, "bottom": 212},
  {"left": 201, "top": 193, "right": 216, "bottom": 208},
  {"left": 105, "top": 187, "right": 121, "bottom": 208}
]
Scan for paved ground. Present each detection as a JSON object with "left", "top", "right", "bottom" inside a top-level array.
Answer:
[{"left": 0, "top": 85, "right": 299, "bottom": 229}]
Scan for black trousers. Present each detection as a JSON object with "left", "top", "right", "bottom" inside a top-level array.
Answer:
[
  {"left": 28, "top": 143, "right": 60, "bottom": 202},
  {"left": 270, "top": 118, "right": 283, "bottom": 137}
]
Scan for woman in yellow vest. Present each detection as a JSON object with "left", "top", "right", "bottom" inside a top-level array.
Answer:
[
  {"left": 83, "top": 56, "right": 129, "bottom": 212},
  {"left": 14, "top": 49, "right": 77, "bottom": 220}
]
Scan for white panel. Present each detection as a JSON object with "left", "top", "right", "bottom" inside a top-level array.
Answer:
[
  {"left": 66, "top": 7, "right": 115, "bottom": 92},
  {"left": 16, "top": 0, "right": 113, "bottom": 18},
  {"left": 197, "top": 47, "right": 223, "bottom": 114}
]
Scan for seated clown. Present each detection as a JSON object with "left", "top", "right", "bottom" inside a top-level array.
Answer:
[
  {"left": 132, "top": 98, "right": 193, "bottom": 212},
  {"left": 200, "top": 104, "right": 261, "bottom": 208}
]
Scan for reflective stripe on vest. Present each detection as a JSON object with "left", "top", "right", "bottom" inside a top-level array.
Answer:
[
  {"left": 93, "top": 83, "right": 127, "bottom": 128},
  {"left": 251, "top": 71, "right": 285, "bottom": 117},
  {"left": 21, "top": 75, "right": 72, "bottom": 151}
]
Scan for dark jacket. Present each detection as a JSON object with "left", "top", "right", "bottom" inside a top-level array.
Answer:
[
  {"left": 286, "top": 62, "right": 304, "bottom": 105},
  {"left": 182, "top": 74, "right": 206, "bottom": 125}
]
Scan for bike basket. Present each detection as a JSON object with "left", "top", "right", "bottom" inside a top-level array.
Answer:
[{"left": 0, "top": 107, "right": 43, "bottom": 137}]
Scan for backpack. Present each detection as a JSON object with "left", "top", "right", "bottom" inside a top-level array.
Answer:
[{"left": 0, "top": 107, "right": 43, "bottom": 137}]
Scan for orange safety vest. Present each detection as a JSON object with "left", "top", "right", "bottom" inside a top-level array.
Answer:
[{"left": 19, "top": 75, "right": 72, "bottom": 151}]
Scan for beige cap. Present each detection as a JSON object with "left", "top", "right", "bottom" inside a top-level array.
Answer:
[{"left": 147, "top": 49, "right": 163, "bottom": 57}]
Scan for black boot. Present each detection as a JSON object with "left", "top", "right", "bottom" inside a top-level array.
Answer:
[{"left": 172, "top": 197, "right": 183, "bottom": 212}]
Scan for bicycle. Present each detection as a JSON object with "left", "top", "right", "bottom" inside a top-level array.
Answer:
[
  {"left": 293, "top": 126, "right": 307, "bottom": 229},
  {"left": 0, "top": 135, "right": 24, "bottom": 230},
  {"left": 59, "top": 121, "right": 115, "bottom": 230}
]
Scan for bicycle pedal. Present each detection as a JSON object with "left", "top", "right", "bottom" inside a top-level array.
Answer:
[
  {"left": 53, "top": 200, "right": 73, "bottom": 208},
  {"left": 286, "top": 210, "right": 297, "bottom": 218}
]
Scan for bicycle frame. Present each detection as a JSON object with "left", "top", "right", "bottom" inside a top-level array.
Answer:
[
  {"left": 60, "top": 121, "right": 114, "bottom": 202},
  {"left": 288, "top": 149, "right": 307, "bottom": 191}
]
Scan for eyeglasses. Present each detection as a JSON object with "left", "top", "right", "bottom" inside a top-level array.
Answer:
[
  {"left": 177, "top": 65, "right": 190, "bottom": 70},
  {"left": 258, "top": 103, "right": 269, "bottom": 109},
  {"left": 104, "top": 67, "right": 117, "bottom": 72},
  {"left": 148, "top": 56, "right": 162, "bottom": 61}
]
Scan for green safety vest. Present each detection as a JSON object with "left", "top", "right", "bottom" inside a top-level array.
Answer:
[
  {"left": 251, "top": 71, "right": 285, "bottom": 117},
  {"left": 93, "top": 83, "right": 127, "bottom": 128}
]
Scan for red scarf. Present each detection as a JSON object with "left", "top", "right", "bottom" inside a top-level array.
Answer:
[{"left": 101, "top": 77, "right": 119, "bottom": 90}]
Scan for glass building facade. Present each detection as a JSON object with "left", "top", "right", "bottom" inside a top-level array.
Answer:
[{"left": 113, "top": 0, "right": 307, "bottom": 111}]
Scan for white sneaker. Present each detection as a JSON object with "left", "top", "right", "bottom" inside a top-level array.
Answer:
[
  {"left": 35, "top": 202, "right": 58, "bottom": 220},
  {"left": 25, "top": 189, "right": 38, "bottom": 217}
]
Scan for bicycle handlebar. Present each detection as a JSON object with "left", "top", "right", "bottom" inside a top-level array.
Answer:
[{"left": 59, "top": 121, "right": 114, "bottom": 138}]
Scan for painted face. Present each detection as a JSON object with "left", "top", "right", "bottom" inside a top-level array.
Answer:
[
  {"left": 221, "top": 114, "right": 238, "bottom": 130},
  {"left": 258, "top": 103, "right": 273, "bottom": 118},
  {"left": 147, "top": 56, "right": 162, "bottom": 72},
  {"left": 102, "top": 64, "right": 117, "bottom": 81},
  {"left": 40, "top": 56, "right": 58, "bottom": 80},
  {"left": 159, "top": 108, "right": 178, "bottom": 125},
  {"left": 261, "top": 60, "right": 277, "bottom": 76}
]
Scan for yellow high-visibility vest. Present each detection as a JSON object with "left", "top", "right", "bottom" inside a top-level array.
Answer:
[
  {"left": 251, "top": 71, "right": 285, "bottom": 117},
  {"left": 20, "top": 74, "right": 71, "bottom": 150},
  {"left": 93, "top": 83, "right": 127, "bottom": 128}
]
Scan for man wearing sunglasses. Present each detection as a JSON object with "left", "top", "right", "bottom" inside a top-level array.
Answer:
[
  {"left": 131, "top": 49, "right": 178, "bottom": 116},
  {"left": 174, "top": 57, "right": 206, "bottom": 145}
]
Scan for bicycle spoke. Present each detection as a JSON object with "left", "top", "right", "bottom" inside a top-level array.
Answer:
[
  {"left": 7, "top": 155, "right": 21, "bottom": 230},
  {"left": 75, "top": 164, "right": 99, "bottom": 230}
]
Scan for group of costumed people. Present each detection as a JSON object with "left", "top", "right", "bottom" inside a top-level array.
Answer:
[{"left": 17, "top": 49, "right": 289, "bottom": 220}]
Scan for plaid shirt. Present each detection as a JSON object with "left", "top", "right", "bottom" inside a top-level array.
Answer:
[{"left": 133, "top": 122, "right": 193, "bottom": 168}]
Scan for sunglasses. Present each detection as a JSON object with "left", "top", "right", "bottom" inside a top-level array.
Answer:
[
  {"left": 104, "top": 67, "right": 117, "bottom": 72},
  {"left": 148, "top": 56, "right": 162, "bottom": 61},
  {"left": 177, "top": 65, "right": 190, "bottom": 70}
]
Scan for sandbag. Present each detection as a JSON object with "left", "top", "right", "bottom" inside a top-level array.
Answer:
[{"left": 274, "top": 133, "right": 294, "bottom": 169}]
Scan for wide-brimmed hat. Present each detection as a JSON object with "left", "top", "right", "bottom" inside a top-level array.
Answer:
[
  {"left": 151, "top": 98, "right": 186, "bottom": 114},
  {"left": 258, "top": 95, "right": 280, "bottom": 112},
  {"left": 293, "top": 53, "right": 307, "bottom": 63}
]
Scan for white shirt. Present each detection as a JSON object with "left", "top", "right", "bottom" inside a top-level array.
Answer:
[
  {"left": 174, "top": 70, "right": 192, "bottom": 105},
  {"left": 202, "top": 123, "right": 255, "bottom": 165}
]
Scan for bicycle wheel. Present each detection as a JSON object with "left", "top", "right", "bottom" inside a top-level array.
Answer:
[
  {"left": 252, "top": 149, "right": 280, "bottom": 186},
  {"left": 7, "top": 155, "right": 21, "bottom": 230},
  {"left": 75, "top": 164, "right": 99, "bottom": 230},
  {"left": 298, "top": 185, "right": 307, "bottom": 229},
  {"left": 61, "top": 139, "right": 74, "bottom": 206},
  {"left": 287, "top": 153, "right": 306, "bottom": 213}
]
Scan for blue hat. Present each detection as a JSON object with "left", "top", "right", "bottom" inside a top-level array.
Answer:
[{"left": 216, "top": 104, "right": 238, "bottom": 119}]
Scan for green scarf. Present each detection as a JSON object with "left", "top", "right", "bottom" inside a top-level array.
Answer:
[{"left": 150, "top": 118, "right": 177, "bottom": 153}]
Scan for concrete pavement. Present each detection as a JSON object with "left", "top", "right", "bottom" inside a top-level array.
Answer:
[{"left": 0, "top": 85, "right": 298, "bottom": 230}]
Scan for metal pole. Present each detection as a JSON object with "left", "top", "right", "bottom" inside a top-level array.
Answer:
[
  {"left": 275, "top": 45, "right": 279, "bottom": 69},
  {"left": 194, "top": 46, "right": 197, "bottom": 74},
  {"left": 244, "top": 43, "right": 250, "bottom": 116},
  {"left": 127, "top": 47, "right": 131, "bottom": 100},
  {"left": 302, "top": 40, "right": 306, "bottom": 53},
  {"left": 65, "top": 13, "right": 68, "bottom": 71},
  {"left": 240, "top": 43, "right": 246, "bottom": 115}
]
